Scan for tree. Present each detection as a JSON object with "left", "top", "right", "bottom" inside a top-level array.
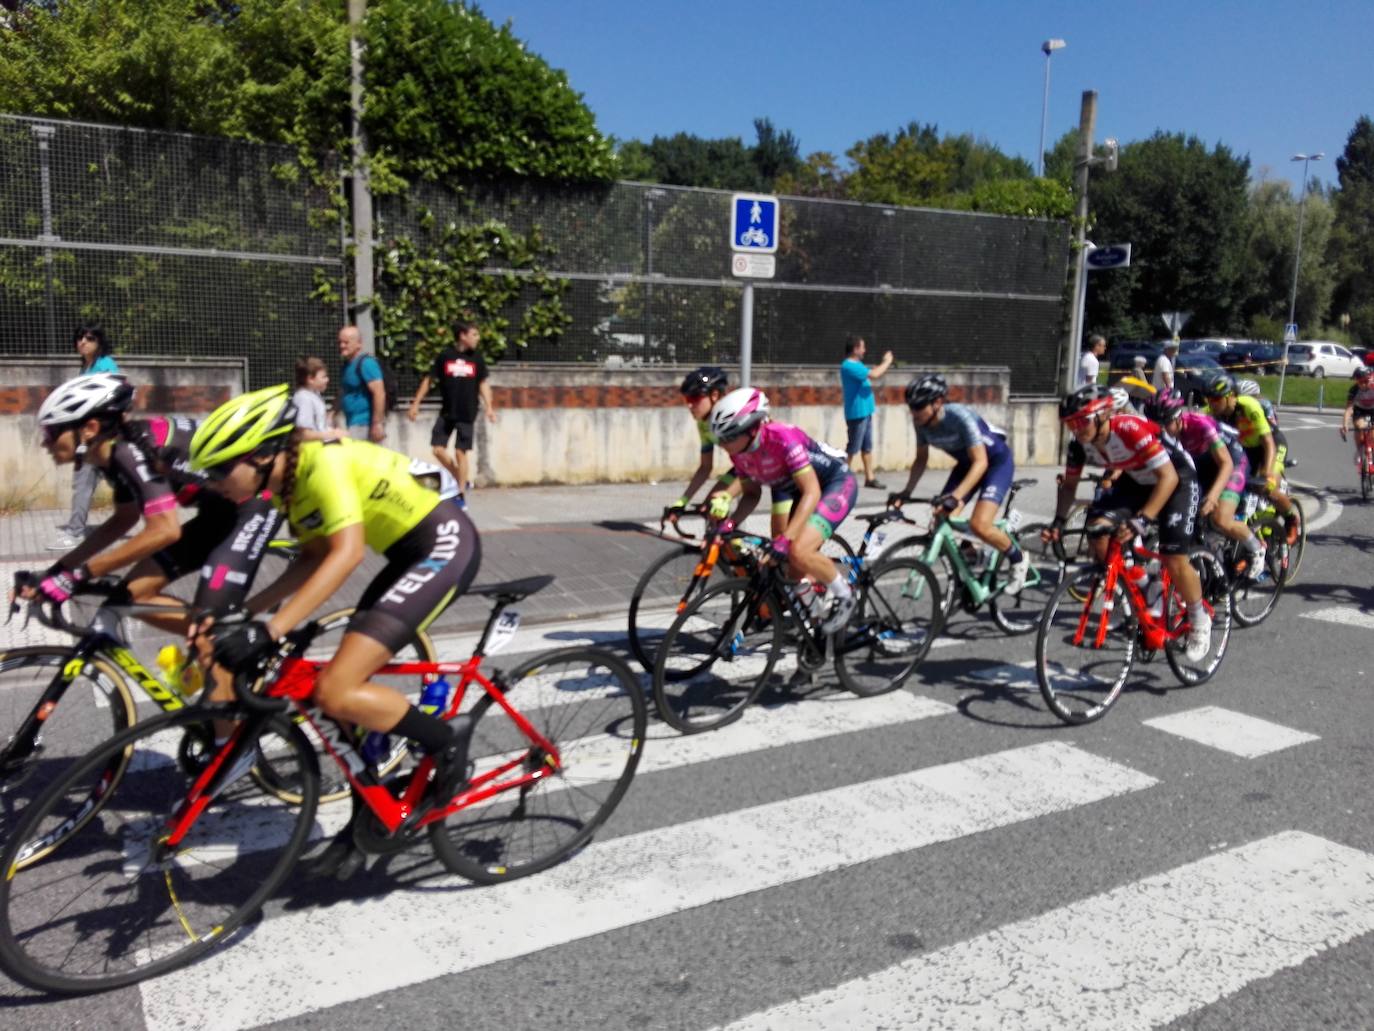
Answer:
[
  {"left": 1083, "top": 132, "right": 1251, "bottom": 340},
  {"left": 1239, "top": 177, "right": 1335, "bottom": 333},
  {"left": 611, "top": 118, "right": 802, "bottom": 192},
  {"left": 1330, "top": 116, "right": 1374, "bottom": 344}
]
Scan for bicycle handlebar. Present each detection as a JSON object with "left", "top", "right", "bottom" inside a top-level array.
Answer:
[{"left": 230, "top": 621, "right": 321, "bottom": 715}]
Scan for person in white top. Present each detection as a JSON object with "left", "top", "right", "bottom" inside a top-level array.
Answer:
[
  {"left": 1152, "top": 339, "right": 1177, "bottom": 393},
  {"left": 1079, "top": 334, "right": 1106, "bottom": 387}
]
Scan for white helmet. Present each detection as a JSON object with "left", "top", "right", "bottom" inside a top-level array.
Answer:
[
  {"left": 1235, "top": 378, "right": 1261, "bottom": 398},
  {"left": 709, "top": 387, "right": 770, "bottom": 443},
  {"left": 1108, "top": 386, "right": 1131, "bottom": 412},
  {"left": 38, "top": 373, "right": 134, "bottom": 428}
]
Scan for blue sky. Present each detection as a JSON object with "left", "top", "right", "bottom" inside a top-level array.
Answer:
[{"left": 489, "top": 0, "right": 1371, "bottom": 192}]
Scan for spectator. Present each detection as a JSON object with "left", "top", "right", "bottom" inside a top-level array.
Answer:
[
  {"left": 407, "top": 320, "right": 495, "bottom": 509},
  {"left": 1153, "top": 339, "right": 1178, "bottom": 394},
  {"left": 49, "top": 323, "right": 119, "bottom": 550},
  {"left": 1079, "top": 334, "right": 1106, "bottom": 387},
  {"left": 292, "top": 357, "right": 341, "bottom": 442},
  {"left": 839, "top": 334, "right": 894, "bottom": 489},
  {"left": 334, "top": 324, "right": 386, "bottom": 442}
]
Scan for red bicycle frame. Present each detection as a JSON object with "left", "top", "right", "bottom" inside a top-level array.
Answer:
[
  {"left": 162, "top": 652, "right": 562, "bottom": 849},
  {"left": 1074, "top": 535, "right": 1207, "bottom": 652}
]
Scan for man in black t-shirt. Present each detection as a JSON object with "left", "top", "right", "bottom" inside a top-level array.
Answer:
[{"left": 407, "top": 320, "right": 496, "bottom": 508}]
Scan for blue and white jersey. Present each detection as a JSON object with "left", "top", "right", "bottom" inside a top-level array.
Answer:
[{"left": 916, "top": 403, "right": 1010, "bottom": 464}]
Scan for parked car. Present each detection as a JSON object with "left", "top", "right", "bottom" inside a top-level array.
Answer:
[
  {"left": 1349, "top": 345, "right": 1374, "bottom": 366},
  {"left": 1173, "top": 353, "right": 1227, "bottom": 404},
  {"left": 1283, "top": 342, "right": 1364, "bottom": 378},
  {"left": 1219, "top": 341, "right": 1285, "bottom": 375},
  {"left": 1179, "top": 338, "right": 1232, "bottom": 359},
  {"left": 1106, "top": 341, "right": 1162, "bottom": 377}
]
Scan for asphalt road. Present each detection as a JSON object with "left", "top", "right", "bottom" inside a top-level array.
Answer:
[{"left": 5, "top": 410, "right": 1374, "bottom": 1031}]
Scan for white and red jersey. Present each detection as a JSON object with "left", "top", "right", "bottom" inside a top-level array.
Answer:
[
  {"left": 1066, "top": 413, "right": 1189, "bottom": 485},
  {"left": 1347, "top": 382, "right": 1374, "bottom": 411}
]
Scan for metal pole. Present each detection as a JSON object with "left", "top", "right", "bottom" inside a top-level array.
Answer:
[
  {"left": 33, "top": 124, "right": 57, "bottom": 351},
  {"left": 739, "top": 281, "right": 754, "bottom": 387},
  {"left": 348, "top": 0, "right": 375, "bottom": 354},
  {"left": 1062, "top": 90, "right": 1096, "bottom": 396},
  {"left": 1038, "top": 53, "right": 1051, "bottom": 177},
  {"left": 1277, "top": 152, "right": 1321, "bottom": 410}
]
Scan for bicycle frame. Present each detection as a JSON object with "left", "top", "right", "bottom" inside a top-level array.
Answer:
[
  {"left": 1075, "top": 536, "right": 1186, "bottom": 653},
  {"left": 913, "top": 482, "right": 1034, "bottom": 607}
]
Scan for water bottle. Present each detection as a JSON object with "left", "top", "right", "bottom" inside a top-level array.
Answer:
[
  {"left": 361, "top": 731, "right": 392, "bottom": 767},
  {"left": 156, "top": 643, "right": 203, "bottom": 696},
  {"left": 791, "top": 579, "right": 824, "bottom": 623},
  {"left": 418, "top": 675, "right": 451, "bottom": 716}
]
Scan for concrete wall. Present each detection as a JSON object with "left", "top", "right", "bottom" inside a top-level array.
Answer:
[{"left": 0, "top": 358, "right": 1063, "bottom": 508}]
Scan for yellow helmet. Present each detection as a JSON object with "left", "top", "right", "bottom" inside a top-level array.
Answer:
[{"left": 190, "top": 385, "right": 297, "bottom": 472}]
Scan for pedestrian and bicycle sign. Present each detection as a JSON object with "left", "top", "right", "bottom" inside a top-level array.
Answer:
[
  {"left": 1284, "top": 323, "right": 1298, "bottom": 344},
  {"left": 731, "top": 193, "right": 778, "bottom": 254}
]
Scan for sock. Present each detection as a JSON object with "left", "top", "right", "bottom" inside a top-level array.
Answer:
[
  {"left": 391, "top": 706, "right": 457, "bottom": 755},
  {"left": 1243, "top": 534, "right": 1263, "bottom": 555},
  {"left": 1004, "top": 544, "right": 1024, "bottom": 564},
  {"left": 827, "top": 573, "right": 852, "bottom": 599},
  {"left": 1188, "top": 600, "right": 1207, "bottom": 625}
]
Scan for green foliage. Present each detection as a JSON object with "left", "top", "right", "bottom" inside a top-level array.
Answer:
[
  {"left": 612, "top": 118, "right": 800, "bottom": 192},
  {"left": 944, "top": 177, "right": 1074, "bottom": 219},
  {"left": 774, "top": 151, "right": 847, "bottom": 199},
  {"left": 1331, "top": 116, "right": 1374, "bottom": 345},
  {"left": 1239, "top": 177, "right": 1336, "bottom": 331},
  {"left": 1248, "top": 314, "right": 1283, "bottom": 344},
  {"left": 373, "top": 210, "right": 571, "bottom": 371},
  {"left": 844, "top": 122, "right": 1034, "bottom": 207}
]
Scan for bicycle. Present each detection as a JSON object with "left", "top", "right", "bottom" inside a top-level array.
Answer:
[
  {"left": 0, "top": 573, "right": 646, "bottom": 995},
  {"left": 1197, "top": 487, "right": 1286, "bottom": 628},
  {"left": 0, "top": 577, "right": 432, "bottom": 866},
  {"left": 1348, "top": 424, "right": 1374, "bottom": 501},
  {"left": 886, "top": 478, "right": 1063, "bottom": 635},
  {"left": 652, "top": 532, "right": 942, "bottom": 733},
  {"left": 1246, "top": 477, "right": 1307, "bottom": 585},
  {"left": 627, "top": 506, "right": 853, "bottom": 675},
  {"left": 1035, "top": 511, "right": 1234, "bottom": 726}
]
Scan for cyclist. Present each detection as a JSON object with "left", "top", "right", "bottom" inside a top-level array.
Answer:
[
  {"left": 888, "top": 374, "right": 1030, "bottom": 594},
  {"left": 1203, "top": 373, "right": 1298, "bottom": 543},
  {"left": 1339, "top": 366, "right": 1374, "bottom": 464},
  {"left": 1047, "top": 384, "right": 1212, "bottom": 661},
  {"left": 669, "top": 365, "right": 732, "bottom": 518},
  {"left": 1147, "top": 389, "right": 1265, "bottom": 579},
  {"left": 188, "top": 385, "right": 480, "bottom": 825},
  {"left": 706, "top": 387, "right": 858, "bottom": 632},
  {"left": 1235, "top": 378, "right": 1295, "bottom": 469},
  {"left": 18, "top": 373, "right": 283, "bottom": 628}
]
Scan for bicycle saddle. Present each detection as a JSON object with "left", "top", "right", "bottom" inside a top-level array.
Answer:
[{"left": 468, "top": 574, "right": 556, "bottom": 602}]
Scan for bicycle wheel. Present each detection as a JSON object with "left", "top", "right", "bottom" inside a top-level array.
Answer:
[
  {"left": 833, "top": 556, "right": 943, "bottom": 697},
  {"left": 652, "top": 577, "right": 782, "bottom": 733},
  {"left": 1363, "top": 462, "right": 1371, "bottom": 502},
  {"left": 885, "top": 534, "right": 958, "bottom": 616},
  {"left": 822, "top": 532, "right": 857, "bottom": 580},
  {"left": 627, "top": 544, "right": 717, "bottom": 677},
  {"left": 1228, "top": 538, "right": 1284, "bottom": 628},
  {"left": 429, "top": 647, "right": 646, "bottom": 883},
  {"left": 0, "top": 708, "right": 319, "bottom": 994},
  {"left": 249, "top": 608, "right": 434, "bottom": 804},
  {"left": 1036, "top": 568, "right": 1136, "bottom": 725},
  {"left": 988, "top": 523, "right": 1065, "bottom": 635},
  {"left": 1280, "top": 496, "right": 1307, "bottom": 584},
  {"left": 1164, "top": 548, "right": 1234, "bottom": 686},
  {"left": 0, "top": 648, "right": 136, "bottom": 868}
]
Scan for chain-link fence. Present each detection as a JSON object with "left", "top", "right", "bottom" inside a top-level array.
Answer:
[
  {"left": 0, "top": 114, "right": 345, "bottom": 387},
  {"left": 0, "top": 115, "right": 1070, "bottom": 397}
]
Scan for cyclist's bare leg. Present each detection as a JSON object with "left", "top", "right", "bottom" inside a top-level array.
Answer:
[
  {"left": 122, "top": 556, "right": 192, "bottom": 636},
  {"left": 1209, "top": 496, "right": 1253, "bottom": 544},
  {"left": 967, "top": 498, "right": 1012, "bottom": 553},
  {"left": 312, "top": 631, "right": 410, "bottom": 732},
  {"left": 786, "top": 522, "right": 838, "bottom": 587},
  {"left": 1164, "top": 553, "right": 1202, "bottom": 606}
]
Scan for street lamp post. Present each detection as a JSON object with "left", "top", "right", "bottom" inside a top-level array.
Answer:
[
  {"left": 1277, "top": 151, "right": 1324, "bottom": 408},
  {"left": 1038, "top": 39, "right": 1066, "bottom": 177}
]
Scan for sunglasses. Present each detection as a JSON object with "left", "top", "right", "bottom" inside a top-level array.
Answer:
[
  {"left": 40, "top": 424, "right": 71, "bottom": 445},
  {"left": 201, "top": 459, "right": 242, "bottom": 483}
]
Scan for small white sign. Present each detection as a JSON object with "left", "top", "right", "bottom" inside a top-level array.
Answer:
[{"left": 731, "top": 253, "right": 776, "bottom": 279}]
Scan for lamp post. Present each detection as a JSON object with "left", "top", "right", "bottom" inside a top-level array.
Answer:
[
  {"left": 1038, "top": 38, "right": 1066, "bottom": 177},
  {"left": 1277, "top": 151, "right": 1323, "bottom": 408}
]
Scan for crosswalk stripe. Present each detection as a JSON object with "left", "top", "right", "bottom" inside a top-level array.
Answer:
[
  {"left": 716, "top": 830, "right": 1374, "bottom": 1031},
  {"left": 1143, "top": 705, "right": 1319, "bottom": 757},
  {"left": 1301, "top": 606, "right": 1374, "bottom": 630},
  {"left": 138, "top": 741, "right": 1157, "bottom": 1031}
]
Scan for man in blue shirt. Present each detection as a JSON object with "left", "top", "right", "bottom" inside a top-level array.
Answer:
[
  {"left": 839, "top": 334, "right": 894, "bottom": 489},
  {"left": 334, "top": 324, "right": 386, "bottom": 442}
]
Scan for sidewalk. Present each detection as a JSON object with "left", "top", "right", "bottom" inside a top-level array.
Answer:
[{"left": 0, "top": 469, "right": 1069, "bottom": 650}]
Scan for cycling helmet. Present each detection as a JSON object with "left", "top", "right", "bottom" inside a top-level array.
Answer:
[
  {"left": 189, "top": 384, "right": 297, "bottom": 472},
  {"left": 1059, "top": 383, "right": 1113, "bottom": 422},
  {"left": 1146, "top": 388, "right": 1188, "bottom": 424},
  {"left": 708, "top": 387, "right": 769, "bottom": 443},
  {"left": 37, "top": 372, "right": 134, "bottom": 428},
  {"left": 1355, "top": 366, "right": 1374, "bottom": 384},
  {"left": 1235, "top": 378, "right": 1262, "bottom": 397},
  {"left": 1108, "top": 386, "right": 1132, "bottom": 412},
  {"left": 904, "top": 374, "right": 948, "bottom": 409},
  {"left": 1203, "top": 373, "right": 1236, "bottom": 399},
  {"left": 680, "top": 365, "right": 729, "bottom": 398}
]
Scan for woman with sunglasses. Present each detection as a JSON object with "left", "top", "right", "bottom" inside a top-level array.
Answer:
[
  {"left": 187, "top": 385, "right": 480, "bottom": 827},
  {"left": 888, "top": 374, "right": 1030, "bottom": 594},
  {"left": 24, "top": 373, "right": 285, "bottom": 631}
]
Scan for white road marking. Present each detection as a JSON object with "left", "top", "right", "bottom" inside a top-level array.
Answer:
[
  {"left": 1142, "top": 705, "right": 1319, "bottom": 757},
  {"left": 1302, "top": 606, "right": 1374, "bottom": 631},
  {"left": 716, "top": 831, "right": 1374, "bottom": 1031},
  {"left": 139, "top": 741, "right": 1157, "bottom": 1031},
  {"left": 1289, "top": 480, "right": 1342, "bottom": 533}
]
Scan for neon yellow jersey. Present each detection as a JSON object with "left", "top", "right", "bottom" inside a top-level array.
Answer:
[
  {"left": 279, "top": 439, "right": 441, "bottom": 552},
  {"left": 1230, "top": 395, "right": 1272, "bottom": 449}
]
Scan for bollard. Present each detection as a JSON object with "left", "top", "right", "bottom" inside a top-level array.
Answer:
[{"left": 1318, "top": 381, "right": 1324, "bottom": 412}]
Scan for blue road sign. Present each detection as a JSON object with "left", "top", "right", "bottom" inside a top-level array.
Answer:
[
  {"left": 731, "top": 194, "right": 779, "bottom": 254},
  {"left": 1086, "top": 243, "right": 1131, "bottom": 270}
]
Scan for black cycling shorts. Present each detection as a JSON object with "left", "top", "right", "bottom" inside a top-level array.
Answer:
[
  {"left": 430, "top": 415, "right": 475, "bottom": 451},
  {"left": 349, "top": 499, "right": 481, "bottom": 653},
  {"left": 1089, "top": 466, "right": 1199, "bottom": 557}
]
